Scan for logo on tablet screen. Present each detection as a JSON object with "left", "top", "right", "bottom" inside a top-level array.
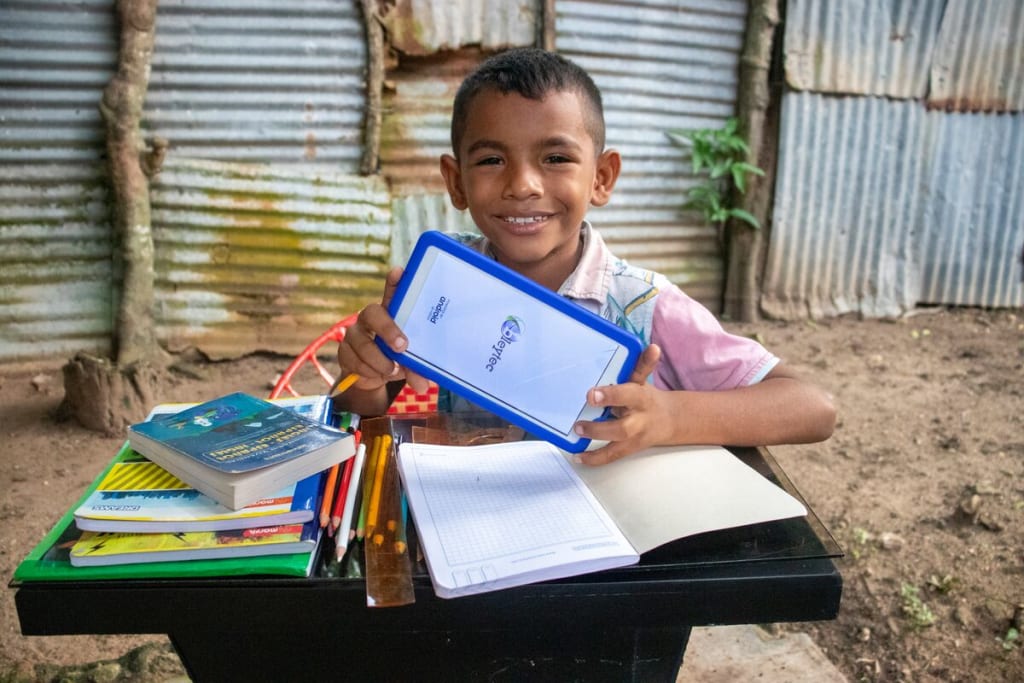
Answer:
[
  {"left": 500, "top": 316, "right": 523, "bottom": 341},
  {"left": 485, "top": 316, "right": 523, "bottom": 372},
  {"left": 428, "top": 296, "right": 449, "bottom": 324}
]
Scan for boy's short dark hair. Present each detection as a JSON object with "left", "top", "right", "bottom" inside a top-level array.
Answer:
[{"left": 450, "top": 47, "right": 606, "bottom": 156}]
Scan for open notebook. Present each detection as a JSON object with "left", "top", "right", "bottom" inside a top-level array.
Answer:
[{"left": 396, "top": 440, "right": 807, "bottom": 598}]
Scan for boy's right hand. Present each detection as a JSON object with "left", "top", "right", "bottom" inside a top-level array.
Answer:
[{"left": 337, "top": 267, "right": 431, "bottom": 395}]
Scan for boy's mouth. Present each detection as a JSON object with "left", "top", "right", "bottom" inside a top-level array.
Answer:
[{"left": 500, "top": 215, "right": 550, "bottom": 226}]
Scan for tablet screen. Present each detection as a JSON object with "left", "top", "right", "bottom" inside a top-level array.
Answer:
[{"left": 397, "top": 248, "right": 623, "bottom": 437}]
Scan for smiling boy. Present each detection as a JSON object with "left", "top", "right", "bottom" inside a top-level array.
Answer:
[{"left": 337, "top": 47, "right": 835, "bottom": 464}]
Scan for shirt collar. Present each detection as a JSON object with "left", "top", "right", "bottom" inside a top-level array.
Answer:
[
  {"left": 557, "top": 220, "right": 612, "bottom": 307},
  {"left": 474, "top": 220, "right": 612, "bottom": 307}
]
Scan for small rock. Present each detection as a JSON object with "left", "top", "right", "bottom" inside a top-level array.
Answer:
[
  {"left": 879, "top": 532, "right": 905, "bottom": 551},
  {"left": 953, "top": 604, "right": 974, "bottom": 627},
  {"left": 958, "top": 493, "right": 983, "bottom": 518}
]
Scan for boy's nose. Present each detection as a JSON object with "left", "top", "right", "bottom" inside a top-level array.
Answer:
[{"left": 503, "top": 162, "right": 543, "bottom": 199}]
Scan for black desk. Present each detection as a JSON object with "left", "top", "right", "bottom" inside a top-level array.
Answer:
[{"left": 13, "top": 446, "right": 842, "bottom": 682}]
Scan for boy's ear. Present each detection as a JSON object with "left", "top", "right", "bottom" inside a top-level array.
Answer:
[
  {"left": 590, "top": 149, "right": 621, "bottom": 207},
  {"left": 440, "top": 154, "right": 468, "bottom": 210}
]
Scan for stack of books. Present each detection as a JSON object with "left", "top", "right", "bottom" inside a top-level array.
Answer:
[{"left": 14, "top": 394, "right": 357, "bottom": 581}]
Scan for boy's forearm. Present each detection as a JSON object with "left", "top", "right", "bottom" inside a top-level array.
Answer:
[{"left": 665, "top": 376, "right": 836, "bottom": 447}]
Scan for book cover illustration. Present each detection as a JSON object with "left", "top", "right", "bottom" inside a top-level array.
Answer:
[
  {"left": 73, "top": 459, "right": 320, "bottom": 532},
  {"left": 129, "top": 392, "right": 345, "bottom": 473},
  {"left": 69, "top": 519, "right": 320, "bottom": 567}
]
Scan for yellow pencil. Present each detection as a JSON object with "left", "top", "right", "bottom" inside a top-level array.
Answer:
[
  {"left": 366, "top": 434, "right": 391, "bottom": 534},
  {"left": 356, "top": 435, "right": 382, "bottom": 541},
  {"left": 329, "top": 372, "right": 360, "bottom": 398}
]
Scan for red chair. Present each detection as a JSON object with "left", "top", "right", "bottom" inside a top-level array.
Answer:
[{"left": 268, "top": 315, "right": 437, "bottom": 413}]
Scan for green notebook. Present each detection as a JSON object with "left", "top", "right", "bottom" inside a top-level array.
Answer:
[{"left": 14, "top": 445, "right": 321, "bottom": 583}]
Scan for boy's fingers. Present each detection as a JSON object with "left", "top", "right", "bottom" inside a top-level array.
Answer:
[
  {"left": 404, "top": 368, "right": 431, "bottom": 394},
  {"left": 357, "top": 303, "right": 408, "bottom": 354},
  {"left": 380, "top": 267, "right": 405, "bottom": 308},
  {"left": 628, "top": 344, "right": 660, "bottom": 384}
]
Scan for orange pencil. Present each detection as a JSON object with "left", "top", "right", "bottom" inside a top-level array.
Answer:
[{"left": 318, "top": 463, "right": 340, "bottom": 531}]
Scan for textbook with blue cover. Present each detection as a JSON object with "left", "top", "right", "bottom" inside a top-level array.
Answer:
[
  {"left": 128, "top": 392, "right": 354, "bottom": 509},
  {"left": 73, "top": 453, "right": 322, "bottom": 533}
]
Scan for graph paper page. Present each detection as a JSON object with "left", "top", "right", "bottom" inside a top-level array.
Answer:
[{"left": 396, "top": 440, "right": 638, "bottom": 598}]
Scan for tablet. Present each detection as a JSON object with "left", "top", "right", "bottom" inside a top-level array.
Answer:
[{"left": 379, "top": 231, "right": 643, "bottom": 452}]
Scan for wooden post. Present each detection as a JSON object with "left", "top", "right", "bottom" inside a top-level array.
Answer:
[{"left": 724, "top": 0, "right": 780, "bottom": 321}]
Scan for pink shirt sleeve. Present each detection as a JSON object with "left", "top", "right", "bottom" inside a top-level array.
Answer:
[{"left": 650, "top": 285, "right": 779, "bottom": 391}]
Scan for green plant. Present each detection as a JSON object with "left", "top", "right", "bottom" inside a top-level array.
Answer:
[
  {"left": 999, "top": 627, "right": 1020, "bottom": 651},
  {"left": 900, "top": 582, "right": 936, "bottom": 629},
  {"left": 667, "top": 117, "right": 765, "bottom": 229}
]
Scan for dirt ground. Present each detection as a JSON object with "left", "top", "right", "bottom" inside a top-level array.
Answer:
[{"left": 1, "top": 307, "right": 1022, "bottom": 682}]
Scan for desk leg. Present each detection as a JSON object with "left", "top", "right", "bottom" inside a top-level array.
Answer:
[{"left": 168, "top": 625, "right": 691, "bottom": 682}]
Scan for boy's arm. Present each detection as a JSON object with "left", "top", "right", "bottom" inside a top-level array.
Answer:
[
  {"left": 334, "top": 267, "right": 430, "bottom": 416},
  {"left": 574, "top": 358, "right": 836, "bottom": 466}
]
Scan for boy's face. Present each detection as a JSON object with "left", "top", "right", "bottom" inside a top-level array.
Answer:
[{"left": 440, "top": 88, "right": 620, "bottom": 289}]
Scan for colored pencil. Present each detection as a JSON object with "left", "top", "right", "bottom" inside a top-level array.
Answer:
[
  {"left": 334, "top": 442, "right": 366, "bottom": 560},
  {"left": 366, "top": 434, "right": 391, "bottom": 534},
  {"left": 330, "top": 430, "right": 361, "bottom": 531},
  {"left": 329, "top": 372, "right": 360, "bottom": 398},
  {"left": 318, "top": 462, "right": 340, "bottom": 530},
  {"left": 356, "top": 435, "right": 382, "bottom": 541}
]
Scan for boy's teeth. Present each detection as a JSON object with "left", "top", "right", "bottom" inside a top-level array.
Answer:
[{"left": 506, "top": 216, "right": 543, "bottom": 224}]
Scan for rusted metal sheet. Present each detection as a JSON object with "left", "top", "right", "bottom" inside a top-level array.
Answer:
[
  {"left": 0, "top": 1, "right": 116, "bottom": 363},
  {"left": 0, "top": 0, "right": 116, "bottom": 164},
  {"left": 785, "top": 0, "right": 1023, "bottom": 113},
  {"left": 378, "top": 0, "right": 539, "bottom": 56},
  {"left": 379, "top": 49, "right": 487, "bottom": 197},
  {"left": 0, "top": 164, "right": 114, "bottom": 364},
  {"left": 784, "top": 0, "right": 944, "bottom": 98},
  {"left": 390, "top": 195, "right": 477, "bottom": 268},
  {"left": 145, "top": 0, "right": 366, "bottom": 167},
  {"left": 928, "top": 0, "right": 1024, "bottom": 112},
  {"left": 557, "top": 0, "right": 749, "bottom": 307},
  {"left": 150, "top": 155, "right": 393, "bottom": 359},
  {"left": 763, "top": 92, "right": 1023, "bottom": 319}
]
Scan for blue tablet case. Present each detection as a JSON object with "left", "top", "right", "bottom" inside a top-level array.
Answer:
[{"left": 378, "top": 231, "right": 643, "bottom": 452}]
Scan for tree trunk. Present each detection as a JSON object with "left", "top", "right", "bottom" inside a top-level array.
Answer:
[
  {"left": 101, "top": 0, "right": 161, "bottom": 364},
  {"left": 723, "top": 0, "right": 780, "bottom": 321},
  {"left": 62, "top": 0, "right": 166, "bottom": 434}
]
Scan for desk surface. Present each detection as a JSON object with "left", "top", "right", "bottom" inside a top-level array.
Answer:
[{"left": 13, "top": 444, "right": 842, "bottom": 682}]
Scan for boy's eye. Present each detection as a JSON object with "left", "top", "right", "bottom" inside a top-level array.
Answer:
[
  {"left": 546, "top": 154, "right": 573, "bottom": 164},
  {"left": 474, "top": 156, "right": 503, "bottom": 166}
]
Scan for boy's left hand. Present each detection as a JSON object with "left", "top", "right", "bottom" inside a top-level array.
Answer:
[{"left": 572, "top": 344, "right": 670, "bottom": 465}]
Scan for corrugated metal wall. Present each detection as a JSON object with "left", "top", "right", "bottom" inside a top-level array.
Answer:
[
  {"left": 766, "top": 0, "right": 1024, "bottom": 318},
  {"left": 0, "top": 0, "right": 382, "bottom": 364},
  {"left": 146, "top": 0, "right": 367, "bottom": 167},
  {"left": 556, "top": 0, "right": 749, "bottom": 307},
  {"left": 143, "top": 0, "right": 378, "bottom": 358},
  {"left": 0, "top": 0, "right": 117, "bottom": 363},
  {"left": 151, "top": 157, "right": 392, "bottom": 359}
]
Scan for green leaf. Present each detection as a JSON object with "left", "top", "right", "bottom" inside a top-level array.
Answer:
[
  {"left": 732, "top": 166, "right": 747, "bottom": 193},
  {"left": 735, "top": 162, "right": 765, "bottom": 176},
  {"left": 728, "top": 208, "right": 761, "bottom": 229}
]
